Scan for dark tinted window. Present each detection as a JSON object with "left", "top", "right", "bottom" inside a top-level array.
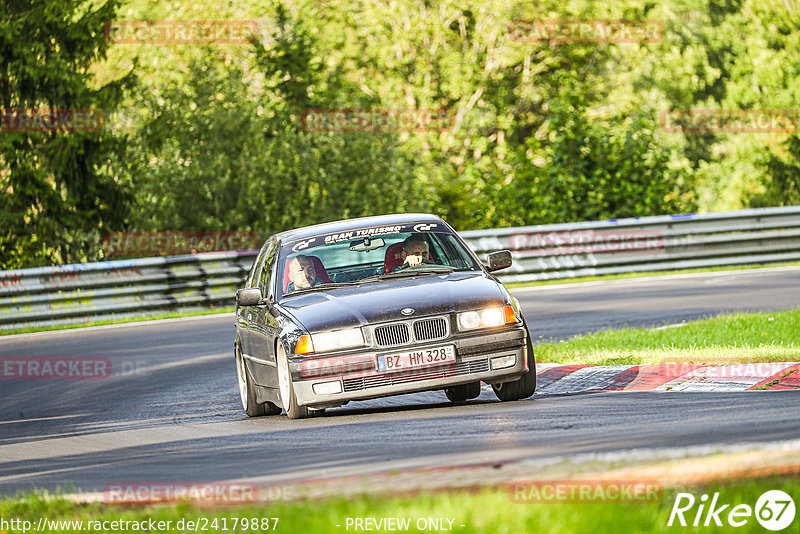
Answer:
[{"left": 279, "top": 230, "right": 479, "bottom": 296}]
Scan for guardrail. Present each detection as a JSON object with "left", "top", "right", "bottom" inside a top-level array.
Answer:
[
  {"left": 2, "top": 206, "right": 800, "bottom": 331},
  {"left": 0, "top": 252, "right": 257, "bottom": 331},
  {"left": 459, "top": 205, "right": 800, "bottom": 283}
]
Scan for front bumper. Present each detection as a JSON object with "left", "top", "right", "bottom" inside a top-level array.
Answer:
[{"left": 290, "top": 326, "right": 527, "bottom": 408}]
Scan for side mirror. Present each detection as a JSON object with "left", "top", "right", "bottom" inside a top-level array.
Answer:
[
  {"left": 236, "top": 288, "right": 264, "bottom": 306},
  {"left": 486, "top": 250, "right": 513, "bottom": 272}
]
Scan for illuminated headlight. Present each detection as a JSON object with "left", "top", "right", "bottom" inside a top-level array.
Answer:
[
  {"left": 312, "top": 380, "right": 343, "bottom": 395},
  {"left": 458, "top": 306, "right": 517, "bottom": 331},
  {"left": 480, "top": 307, "right": 505, "bottom": 327},
  {"left": 311, "top": 328, "right": 364, "bottom": 353}
]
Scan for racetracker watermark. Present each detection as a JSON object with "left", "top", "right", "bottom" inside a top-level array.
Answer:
[
  {"left": 103, "top": 231, "right": 259, "bottom": 256},
  {"left": 510, "top": 480, "right": 662, "bottom": 503},
  {"left": 102, "top": 482, "right": 296, "bottom": 503},
  {"left": 659, "top": 360, "right": 797, "bottom": 379},
  {"left": 1, "top": 357, "right": 111, "bottom": 380},
  {"left": 298, "top": 355, "right": 376, "bottom": 379},
  {"left": 0, "top": 109, "right": 103, "bottom": 133},
  {"left": 508, "top": 229, "right": 664, "bottom": 255},
  {"left": 660, "top": 109, "right": 800, "bottom": 133},
  {"left": 509, "top": 19, "right": 663, "bottom": 43},
  {"left": 668, "top": 490, "right": 795, "bottom": 530},
  {"left": 104, "top": 20, "right": 259, "bottom": 44},
  {"left": 301, "top": 109, "right": 455, "bottom": 132}
]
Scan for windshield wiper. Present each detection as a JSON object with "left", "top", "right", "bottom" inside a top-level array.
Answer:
[
  {"left": 284, "top": 282, "right": 359, "bottom": 296},
  {"left": 360, "top": 267, "right": 455, "bottom": 282}
]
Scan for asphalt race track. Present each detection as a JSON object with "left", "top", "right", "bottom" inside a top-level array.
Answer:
[{"left": 1, "top": 267, "right": 799, "bottom": 495}]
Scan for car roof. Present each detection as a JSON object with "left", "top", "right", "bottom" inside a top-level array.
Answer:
[{"left": 275, "top": 213, "right": 446, "bottom": 243}]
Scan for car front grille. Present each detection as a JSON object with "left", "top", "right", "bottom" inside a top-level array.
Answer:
[
  {"left": 413, "top": 317, "right": 448, "bottom": 342},
  {"left": 342, "top": 358, "right": 489, "bottom": 392},
  {"left": 374, "top": 323, "right": 410, "bottom": 347},
  {"left": 372, "top": 316, "right": 450, "bottom": 347}
]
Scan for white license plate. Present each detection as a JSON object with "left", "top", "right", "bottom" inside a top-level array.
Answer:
[{"left": 377, "top": 345, "right": 456, "bottom": 372}]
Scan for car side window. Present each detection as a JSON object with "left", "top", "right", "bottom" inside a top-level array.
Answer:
[
  {"left": 246, "top": 252, "right": 265, "bottom": 287},
  {"left": 258, "top": 241, "right": 279, "bottom": 298},
  {"left": 247, "top": 242, "right": 271, "bottom": 288},
  {"left": 441, "top": 234, "right": 478, "bottom": 270}
]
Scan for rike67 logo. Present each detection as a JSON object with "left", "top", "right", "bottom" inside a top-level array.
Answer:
[{"left": 668, "top": 490, "right": 796, "bottom": 531}]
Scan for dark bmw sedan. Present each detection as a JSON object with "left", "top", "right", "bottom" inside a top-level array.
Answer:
[{"left": 234, "top": 213, "right": 535, "bottom": 419}]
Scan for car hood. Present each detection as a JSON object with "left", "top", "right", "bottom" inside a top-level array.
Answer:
[{"left": 278, "top": 271, "right": 506, "bottom": 332}]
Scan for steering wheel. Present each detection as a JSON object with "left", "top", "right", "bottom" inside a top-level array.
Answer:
[{"left": 393, "top": 259, "right": 436, "bottom": 271}]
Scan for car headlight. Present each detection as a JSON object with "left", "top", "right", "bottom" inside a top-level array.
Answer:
[
  {"left": 311, "top": 328, "right": 365, "bottom": 353},
  {"left": 457, "top": 306, "right": 519, "bottom": 331}
]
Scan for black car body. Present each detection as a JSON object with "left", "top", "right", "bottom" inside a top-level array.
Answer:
[{"left": 234, "top": 213, "right": 535, "bottom": 418}]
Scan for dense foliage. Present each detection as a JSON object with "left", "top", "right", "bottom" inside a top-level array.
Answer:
[
  {"left": 0, "top": 0, "right": 134, "bottom": 267},
  {"left": 2, "top": 0, "right": 799, "bottom": 268}
]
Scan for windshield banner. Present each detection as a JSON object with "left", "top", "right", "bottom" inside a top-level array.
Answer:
[{"left": 285, "top": 222, "right": 442, "bottom": 253}]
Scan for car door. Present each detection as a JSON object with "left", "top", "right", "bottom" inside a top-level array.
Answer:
[
  {"left": 250, "top": 239, "right": 282, "bottom": 389},
  {"left": 238, "top": 241, "right": 271, "bottom": 361}
]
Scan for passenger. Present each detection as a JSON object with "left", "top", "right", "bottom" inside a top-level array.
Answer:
[
  {"left": 287, "top": 255, "right": 323, "bottom": 292},
  {"left": 392, "top": 236, "right": 435, "bottom": 271}
]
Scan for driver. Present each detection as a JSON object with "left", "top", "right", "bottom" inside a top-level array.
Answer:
[
  {"left": 287, "top": 255, "right": 323, "bottom": 292},
  {"left": 392, "top": 236, "right": 434, "bottom": 271}
]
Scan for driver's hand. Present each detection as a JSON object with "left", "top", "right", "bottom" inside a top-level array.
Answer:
[{"left": 404, "top": 254, "right": 423, "bottom": 267}]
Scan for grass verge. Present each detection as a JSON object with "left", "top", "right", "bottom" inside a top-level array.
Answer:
[
  {"left": 0, "top": 308, "right": 234, "bottom": 337},
  {"left": 535, "top": 308, "right": 800, "bottom": 366},
  {"left": 1, "top": 476, "right": 797, "bottom": 533}
]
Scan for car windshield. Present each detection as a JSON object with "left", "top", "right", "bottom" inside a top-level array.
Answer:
[{"left": 278, "top": 228, "right": 480, "bottom": 298}]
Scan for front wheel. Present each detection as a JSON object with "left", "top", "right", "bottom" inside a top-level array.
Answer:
[
  {"left": 236, "top": 346, "right": 280, "bottom": 417},
  {"left": 276, "top": 343, "right": 309, "bottom": 419},
  {"left": 492, "top": 329, "right": 536, "bottom": 402}
]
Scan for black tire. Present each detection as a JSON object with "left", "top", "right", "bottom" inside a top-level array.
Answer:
[
  {"left": 445, "top": 381, "right": 481, "bottom": 402},
  {"left": 236, "top": 346, "right": 280, "bottom": 417},
  {"left": 276, "top": 343, "right": 309, "bottom": 419},
  {"left": 492, "top": 328, "right": 536, "bottom": 402}
]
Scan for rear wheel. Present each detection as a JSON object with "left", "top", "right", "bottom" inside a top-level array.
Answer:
[
  {"left": 276, "top": 343, "right": 309, "bottom": 419},
  {"left": 492, "top": 328, "right": 536, "bottom": 402},
  {"left": 236, "top": 346, "right": 280, "bottom": 416},
  {"left": 445, "top": 381, "right": 481, "bottom": 402}
]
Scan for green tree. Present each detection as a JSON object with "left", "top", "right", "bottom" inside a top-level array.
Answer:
[
  {"left": 501, "top": 88, "right": 688, "bottom": 225},
  {"left": 0, "top": 0, "right": 133, "bottom": 269},
  {"left": 7, "top": 0, "right": 798, "bottom": 268},
  {"left": 752, "top": 135, "right": 800, "bottom": 207},
  {"left": 120, "top": 4, "right": 424, "bottom": 240}
]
